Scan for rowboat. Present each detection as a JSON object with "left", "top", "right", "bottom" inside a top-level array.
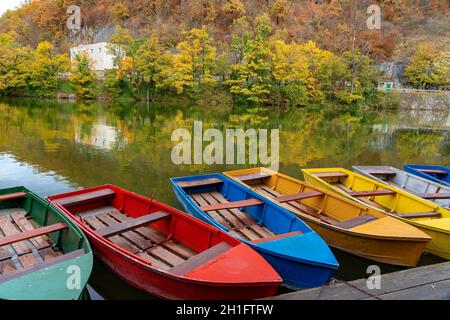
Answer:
[
  {"left": 353, "top": 166, "right": 450, "bottom": 209},
  {"left": 170, "top": 173, "right": 339, "bottom": 289},
  {"left": 0, "top": 186, "right": 93, "bottom": 300},
  {"left": 302, "top": 168, "right": 450, "bottom": 260},
  {"left": 48, "top": 185, "right": 282, "bottom": 300},
  {"left": 224, "top": 168, "right": 430, "bottom": 267},
  {"left": 404, "top": 165, "right": 450, "bottom": 187}
]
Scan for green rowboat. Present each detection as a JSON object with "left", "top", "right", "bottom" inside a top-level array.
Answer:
[{"left": 0, "top": 186, "right": 93, "bottom": 300}]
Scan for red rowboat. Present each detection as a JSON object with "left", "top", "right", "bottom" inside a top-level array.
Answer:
[{"left": 48, "top": 185, "right": 281, "bottom": 300}]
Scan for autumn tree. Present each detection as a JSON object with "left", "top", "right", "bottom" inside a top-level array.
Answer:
[
  {"left": 108, "top": 26, "right": 142, "bottom": 99},
  {"left": 269, "top": 39, "right": 313, "bottom": 107},
  {"left": 168, "top": 26, "right": 218, "bottom": 96},
  {"left": 29, "top": 41, "right": 70, "bottom": 94},
  {"left": 135, "top": 33, "right": 172, "bottom": 100},
  {"left": 405, "top": 43, "right": 450, "bottom": 89},
  {"left": 226, "top": 14, "right": 272, "bottom": 105},
  {"left": 222, "top": 0, "right": 246, "bottom": 20},
  {"left": 69, "top": 53, "right": 97, "bottom": 99},
  {"left": 269, "top": 0, "right": 289, "bottom": 25},
  {"left": 0, "top": 34, "right": 33, "bottom": 95}
]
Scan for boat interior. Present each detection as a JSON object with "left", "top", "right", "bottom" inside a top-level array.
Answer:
[
  {"left": 51, "top": 187, "right": 240, "bottom": 274},
  {"left": 227, "top": 171, "right": 388, "bottom": 231},
  {"left": 176, "top": 176, "right": 313, "bottom": 243},
  {"left": 307, "top": 170, "right": 446, "bottom": 221},
  {"left": 354, "top": 167, "right": 450, "bottom": 207},
  {"left": 405, "top": 165, "right": 450, "bottom": 185},
  {"left": 0, "top": 188, "right": 86, "bottom": 280}
]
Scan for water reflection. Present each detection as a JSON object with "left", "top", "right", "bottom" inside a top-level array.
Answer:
[{"left": 0, "top": 98, "right": 448, "bottom": 299}]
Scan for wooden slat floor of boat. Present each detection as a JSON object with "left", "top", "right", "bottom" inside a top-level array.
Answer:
[
  {"left": 0, "top": 208, "right": 62, "bottom": 276},
  {"left": 190, "top": 192, "right": 274, "bottom": 242},
  {"left": 210, "top": 192, "right": 273, "bottom": 237},
  {"left": 256, "top": 185, "right": 338, "bottom": 225},
  {"left": 80, "top": 206, "right": 196, "bottom": 271}
]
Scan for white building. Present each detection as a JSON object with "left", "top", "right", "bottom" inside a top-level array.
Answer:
[{"left": 70, "top": 42, "right": 116, "bottom": 72}]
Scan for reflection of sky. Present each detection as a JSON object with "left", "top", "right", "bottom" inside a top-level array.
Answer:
[{"left": 0, "top": 153, "right": 77, "bottom": 197}]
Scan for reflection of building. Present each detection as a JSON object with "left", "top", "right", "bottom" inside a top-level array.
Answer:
[
  {"left": 74, "top": 119, "right": 128, "bottom": 150},
  {"left": 70, "top": 42, "right": 117, "bottom": 77}
]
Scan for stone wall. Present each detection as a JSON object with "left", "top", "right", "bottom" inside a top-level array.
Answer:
[{"left": 400, "top": 92, "right": 450, "bottom": 111}]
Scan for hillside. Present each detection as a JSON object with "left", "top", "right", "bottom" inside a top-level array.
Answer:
[{"left": 0, "top": 0, "right": 448, "bottom": 62}]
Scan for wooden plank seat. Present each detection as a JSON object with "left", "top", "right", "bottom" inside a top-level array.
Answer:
[
  {"left": 200, "top": 198, "right": 264, "bottom": 212},
  {"left": 364, "top": 169, "right": 396, "bottom": 176},
  {"left": 418, "top": 169, "right": 448, "bottom": 176},
  {"left": 251, "top": 231, "right": 302, "bottom": 244},
  {"left": 190, "top": 192, "right": 274, "bottom": 242},
  {"left": 348, "top": 190, "right": 396, "bottom": 197},
  {"left": 234, "top": 173, "right": 271, "bottom": 183},
  {"left": 0, "top": 192, "right": 27, "bottom": 202},
  {"left": 396, "top": 212, "right": 442, "bottom": 219},
  {"left": 314, "top": 172, "right": 348, "bottom": 179},
  {"left": 168, "top": 242, "right": 232, "bottom": 275},
  {"left": 0, "top": 222, "right": 66, "bottom": 247},
  {"left": 0, "top": 249, "right": 84, "bottom": 284},
  {"left": 334, "top": 183, "right": 387, "bottom": 210},
  {"left": 176, "top": 178, "right": 224, "bottom": 188},
  {"left": 54, "top": 189, "right": 115, "bottom": 207},
  {"left": 334, "top": 214, "right": 378, "bottom": 229},
  {"left": 418, "top": 193, "right": 450, "bottom": 199},
  {"left": 275, "top": 190, "right": 324, "bottom": 203},
  {"left": 96, "top": 211, "right": 171, "bottom": 237}
]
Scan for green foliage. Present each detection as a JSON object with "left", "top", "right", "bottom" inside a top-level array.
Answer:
[
  {"left": 404, "top": 43, "right": 450, "bottom": 90},
  {"left": 69, "top": 53, "right": 97, "bottom": 99},
  {"left": 226, "top": 14, "right": 272, "bottom": 106},
  {"left": 166, "top": 26, "right": 218, "bottom": 98},
  {"left": 28, "top": 41, "right": 70, "bottom": 95},
  {"left": 0, "top": 34, "right": 33, "bottom": 95},
  {"left": 135, "top": 33, "right": 172, "bottom": 98},
  {"left": 0, "top": 17, "right": 381, "bottom": 105},
  {"left": 103, "top": 69, "right": 122, "bottom": 99}
]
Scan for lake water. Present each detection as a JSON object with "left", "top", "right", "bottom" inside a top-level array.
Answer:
[{"left": 0, "top": 98, "right": 448, "bottom": 299}]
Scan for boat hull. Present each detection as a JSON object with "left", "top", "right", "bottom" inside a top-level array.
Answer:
[
  {"left": 84, "top": 229, "right": 279, "bottom": 299},
  {"left": 303, "top": 168, "right": 450, "bottom": 261},
  {"left": 299, "top": 218, "right": 426, "bottom": 266},
  {"left": 172, "top": 176, "right": 338, "bottom": 289}
]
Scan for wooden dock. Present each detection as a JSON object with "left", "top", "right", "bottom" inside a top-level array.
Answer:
[{"left": 268, "top": 262, "right": 450, "bottom": 300}]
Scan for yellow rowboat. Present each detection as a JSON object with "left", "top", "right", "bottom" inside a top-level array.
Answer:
[
  {"left": 224, "top": 167, "right": 430, "bottom": 267},
  {"left": 302, "top": 167, "right": 450, "bottom": 260}
]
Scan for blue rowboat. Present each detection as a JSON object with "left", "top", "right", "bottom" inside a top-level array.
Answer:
[
  {"left": 404, "top": 165, "right": 450, "bottom": 187},
  {"left": 170, "top": 173, "right": 339, "bottom": 289}
]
